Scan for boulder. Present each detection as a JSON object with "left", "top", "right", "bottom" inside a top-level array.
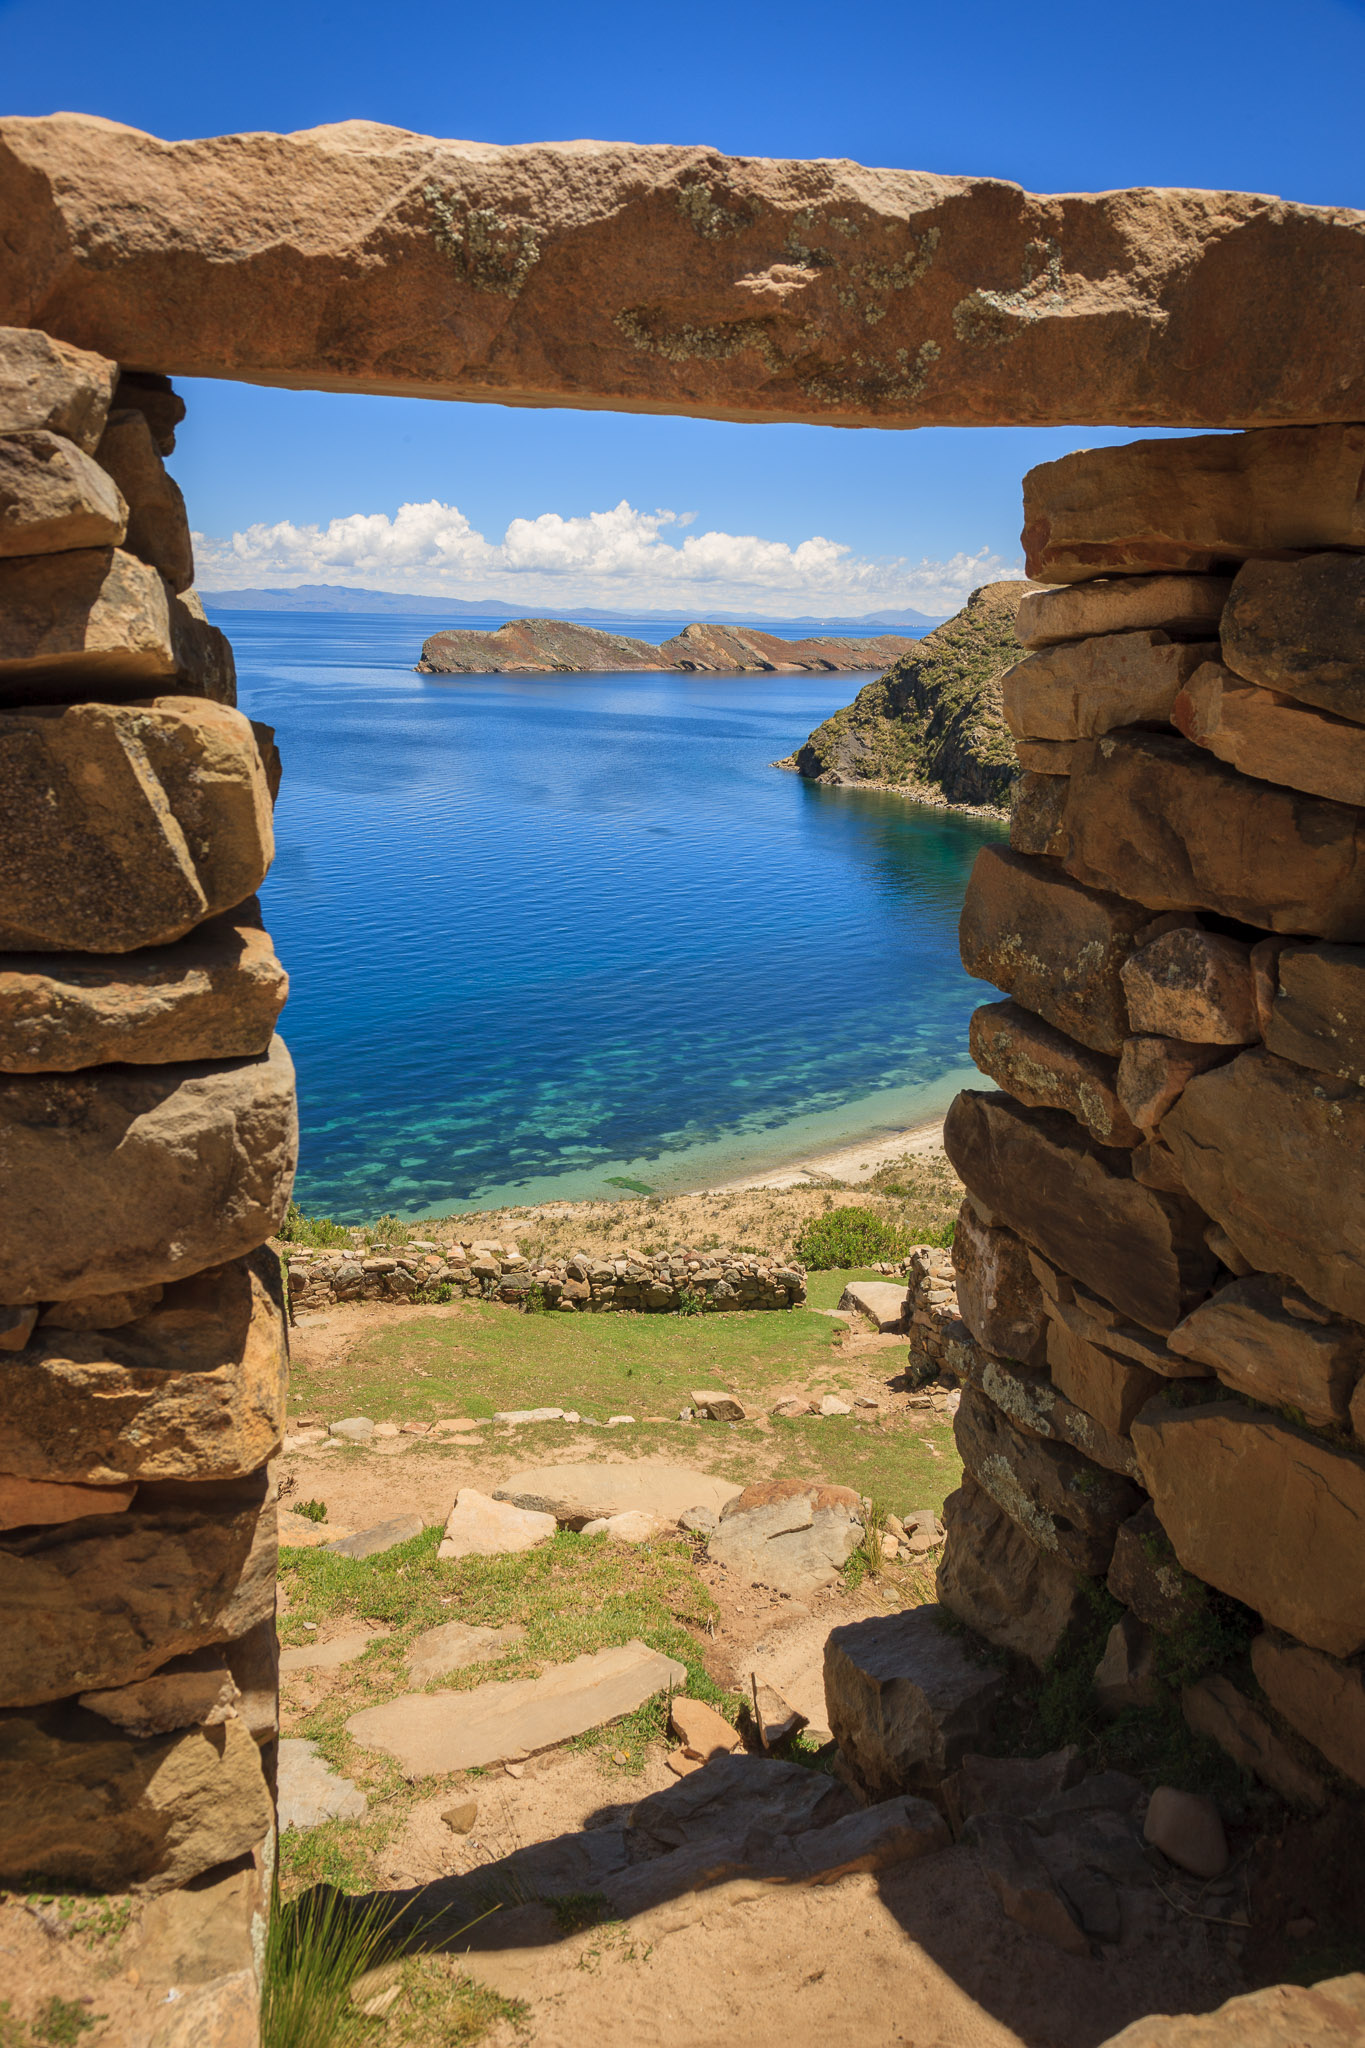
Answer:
[
  {"left": 347, "top": 1639, "right": 687, "bottom": 1775},
  {"left": 0, "top": 1476, "right": 136, "bottom": 1530},
  {"left": 77, "top": 1665, "right": 240, "bottom": 1736},
  {"left": 1262, "top": 942, "right": 1365, "bottom": 1081},
  {"left": 1221, "top": 553, "right": 1365, "bottom": 723},
  {"left": 0, "top": 1252, "right": 286, "bottom": 1483},
  {"left": 0, "top": 326, "right": 117, "bottom": 449},
  {"left": 327, "top": 1415, "right": 373, "bottom": 1441},
  {"left": 1142, "top": 1786, "right": 1228, "bottom": 1880},
  {"left": 823, "top": 1603, "right": 1005, "bottom": 1798},
  {"left": 937, "top": 1476, "right": 1097, "bottom": 1669},
  {"left": 628, "top": 1751, "right": 852, "bottom": 1858},
  {"left": 0, "top": 1473, "right": 276, "bottom": 1705},
  {"left": 325, "top": 1513, "right": 424, "bottom": 1559},
  {"left": 0, "top": 908, "right": 289, "bottom": 1069},
  {"left": 1002, "top": 631, "right": 1215, "bottom": 742},
  {"left": 969, "top": 999, "right": 1140, "bottom": 1147},
  {"left": 0, "top": 1037, "right": 297, "bottom": 1304},
  {"left": 1008, "top": 771, "right": 1070, "bottom": 859},
  {"left": 494, "top": 1461, "right": 739, "bottom": 1528},
  {"left": 1166, "top": 1277, "right": 1363, "bottom": 1429},
  {"left": 0, "top": 549, "right": 233, "bottom": 708},
  {"left": 95, "top": 406, "right": 194, "bottom": 590},
  {"left": 1162, "top": 1049, "right": 1365, "bottom": 1322},
  {"left": 439, "top": 1489, "right": 556, "bottom": 1558},
  {"left": 1016, "top": 574, "right": 1232, "bottom": 649},
  {"left": 1175, "top": 662, "right": 1365, "bottom": 807},
  {"left": 949, "top": 1331, "right": 1140, "bottom": 1477},
  {"left": 1061, "top": 731, "right": 1365, "bottom": 939},
  {"left": 1132, "top": 1397, "right": 1365, "bottom": 1657},
  {"left": 943, "top": 1089, "right": 1218, "bottom": 1333},
  {"left": 1116, "top": 1035, "right": 1227, "bottom": 1129},
  {"left": 1182, "top": 1673, "right": 1327, "bottom": 1810},
  {"left": 275, "top": 1736, "right": 367, "bottom": 1832},
  {"left": 0, "top": 429, "right": 127, "bottom": 555},
  {"left": 951, "top": 1203, "right": 1048, "bottom": 1365},
  {"left": 836, "top": 1280, "right": 908, "bottom": 1330},
  {"left": 1251, "top": 1631, "right": 1365, "bottom": 1790},
  {"left": 1107, "top": 1504, "right": 1209, "bottom": 1634},
  {"left": 1045, "top": 1317, "right": 1167, "bottom": 1436},
  {"left": 953, "top": 1385, "right": 1142, "bottom": 1575},
  {"left": 1098, "top": 1975, "right": 1365, "bottom": 2048},
  {"left": 707, "top": 1478, "right": 862, "bottom": 1595},
  {"left": 0, "top": 1705, "right": 271, "bottom": 1892},
  {"left": 6, "top": 118, "right": 1365, "bottom": 430},
  {"left": 1120, "top": 924, "right": 1258, "bottom": 1045},
  {"left": 0, "top": 696, "right": 272, "bottom": 952},
  {"left": 959, "top": 846, "right": 1146, "bottom": 1055},
  {"left": 1022, "top": 425, "right": 1365, "bottom": 582}
]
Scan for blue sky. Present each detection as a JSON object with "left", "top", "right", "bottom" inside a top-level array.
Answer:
[{"left": 4, "top": 0, "right": 1364, "bottom": 616}]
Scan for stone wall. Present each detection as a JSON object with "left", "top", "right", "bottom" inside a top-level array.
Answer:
[
  {"left": 0, "top": 331, "right": 291, "bottom": 2024},
  {"left": 936, "top": 424, "right": 1365, "bottom": 1800},
  {"left": 285, "top": 1235, "right": 805, "bottom": 1313}
]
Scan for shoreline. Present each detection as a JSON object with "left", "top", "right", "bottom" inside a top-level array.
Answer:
[
  {"left": 771, "top": 756, "right": 1011, "bottom": 824},
  {"left": 709, "top": 1113, "right": 948, "bottom": 1192}
]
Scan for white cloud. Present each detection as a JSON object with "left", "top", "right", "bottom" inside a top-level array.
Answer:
[{"left": 192, "top": 498, "right": 1021, "bottom": 617}]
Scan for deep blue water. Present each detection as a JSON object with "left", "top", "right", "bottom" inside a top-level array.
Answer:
[{"left": 220, "top": 608, "right": 1004, "bottom": 1221}]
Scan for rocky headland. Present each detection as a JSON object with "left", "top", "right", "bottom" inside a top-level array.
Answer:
[
  {"left": 779, "top": 580, "right": 1037, "bottom": 811},
  {"left": 416, "top": 617, "right": 917, "bottom": 675}
]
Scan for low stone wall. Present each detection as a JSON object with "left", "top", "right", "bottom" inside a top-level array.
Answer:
[
  {"left": 285, "top": 1237, "right": 806, "bottom": 1313},
  {"left": 935, "top": 425, "right": 1365, "bottom": 1806}
]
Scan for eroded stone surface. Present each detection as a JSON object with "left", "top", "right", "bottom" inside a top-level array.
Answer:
[
  {"left": 0, "top": 429, "right": 126, "bottom": 556},
  {"left": 78, "top": 1665, "right": 240, "bottom": 1736},
  {"left": 1098, "top": 1974, "right": 1365, "bottom": 2048},
  {"left": 1003, "top": 632, "right": 1215, "bottom": 742},
  {"left": 937, "top": 1475, "right": 1095, "bottom": 1669},
  {"left": 708, "top": 1479, "right": 862, "bottom": 1594},
  {"left": 1167, "top": 1277, "right": 1364, "bottom": 1428},
  {"left": 1120, "top": 925, "right": 1258, "bottom": 1045},
  {"left": 954, "top": 1385, "right": 1142, "bottom": 1574},
  {"left": 970, "top": 999, "right": 1140, "bottom": 1147},
  {"left": 0, "top": 1475, "right": 136, "bottom": 1530},
  {"left": 1116, "top": 1035, "right": 1226, "bottom": 1130},
  {"left": 1008, "top": 772, "right": 1070, "bottom": 859},
  {"left": 948, "top": 1330, "right": 1140, "bottom": 1477},
  {"left": 824, "top": 1603, "right": 1005, "bottom": 1798},
  {"left": 0, "top": 550, "right": 234, "bottom": 708},
  {"left": 1175, "top": 663, "right": 1365, "bottom": 807},
  {"left": 1221, "top": 553, "right": 1365, "bottom": 723},
  {"left": 952, "top": 1204, "right": 1048, "bottom": 1365},
  {"left": 95, "top": 407, "right": 193, "bottom": 590},
  {"left": 1045, "top": 1317, "right": 1167, "bottom": 1437},
  {"left": 494, "top": 1462, "right": 741, "bottom": 1527},
  {"left": 1251, "top": 1631, "right": 1365, "bottom": 1790},
  {"left": 439, "top": 1489, "right": 555, "bottom": 1558},
  {"left": 1016, "top": 575, "right": 1232, "bottom": 649},
  {"left": 1107, "top": 1504, "right": 1208, "bottom": 1634},
  {"left": 0, "top": 326, "right": 118, "bottom": 451},
  {"left": 1263, "top": 943, "right": 1365, "bottom": 1081},
  {"left": 1182, "top": 1673, "right": 1327, "bottom": 1809},
  {"left": 276, "top": 1736, "right": 367, "bottom": 1831}
]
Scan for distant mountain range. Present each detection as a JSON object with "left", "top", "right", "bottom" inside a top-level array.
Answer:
[{"left": 199, "top": 581, "right": 947, "bottom": 634}]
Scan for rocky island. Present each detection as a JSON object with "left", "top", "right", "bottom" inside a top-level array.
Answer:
[{"left": 416, "top": 617, "right": 917, "bottom": 674}]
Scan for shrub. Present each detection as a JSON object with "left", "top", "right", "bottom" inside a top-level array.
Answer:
[
  {"left": 793, "top": 1206, "right": 913, "bottom": 1270},
  {"left": 293, "top": 1500, "right": 328, "bottom": 1525},
  {"left": 277, "top": 1201, "right": 351, "bottom": 1249}
]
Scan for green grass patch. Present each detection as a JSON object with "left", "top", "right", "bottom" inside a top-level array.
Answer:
[{"left": 793, "top": 1206, "right": 914, "bottom": 1270}]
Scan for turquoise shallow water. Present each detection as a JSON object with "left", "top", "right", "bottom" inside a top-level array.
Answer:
[{"left": 220, "top": 608, "right": 1004, "bottom": 1221}]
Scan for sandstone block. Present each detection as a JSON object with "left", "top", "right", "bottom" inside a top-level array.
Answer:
[
  {"left": 1022, "top": 425, "right": 1365, "bottom": 582},
  {"left": 0, "top": 1471, "right": 276, "bottom": 1704},
  {"left": 1167, "top": 1276, "right": 1363, "bottom": 1429},
  {"left": 936, "top": 1475, "right": 1097, "bottom": 1669},
  {"left": 0, "top": 1705, "right": 271, "bottom": 1893},
  {"left": 1100, "top": 1976, "right": 1365, "bottom": 2048},
  {"left": 1162, "top": 1049, "right": 1365, "bottom": 1323},
  {"left": 1251, "top": 1631, "right": 1365, "bottom": 1790},
  {"left": 954, "top": 1385, "right": 1142, "bottom": 1574},
  {"left": 0, "top": 326, "right": 118, "bottom": 452},
  {"left": 960, "top": 846, "right": 1147, "bottom": 1055},
  {"left": 943, "top": 1089, "right": 1218, "bottom": 1332},
  {"left": 0, "top": 1476, "right": 136, "bottom": 1529},
  {"left": 96, "top": 407, "right": 194, "bottom": 591},
  {"left": 951, "top": 1202, "right": 1047, "bottom": 1365},
  {"left": 1120, "top": 925, "right": 1258, "bottom": 1045},
  {"left": 0, "top": 429, "right": 127, "bottom": 555},
  {"left": 1182, "top": 1674, "right": 1327, "bottom": 1810},
  {"left": 114, "top": 370, "right": 185, "bottom": 456},
  {"left": 0, "top": 906, "right": 288, "bottom": 1069},
  {"left": 1045, "top": 1318, "right": 1167, "bottom": 1436},
  {"left": 1016, "top": 575, "right": 1232, "bottom": 649},
  {"left": 1002, "top": 632, "right": 1215, "bottom": 742},
  {"left": 1175, "top": 662, "right": 1365, "bottom": 807},
  {"left": 1131, "top": 1397, "right": 1365, "bottom": 1657},
  {"left": 1107, "top": 1504, "right": 1209, "bottom": 1634},
  {"left": 39, "top": 1284, "right": 164, "bottom": 1330},
  {"left": 1116, "top": 1035, "right": 1227, "bottom": 1130},
  {"left": 1221, "top": 553, "right": 1365, "bottom": 723},
  {"left": 969, "top": 998, "right": 1140, "bottom": 1147},
  {"left": 709, "top": 1479, "right": 862, "bottom": 1595},
  {"left": 4, "top": 1254, "right": 292, "bottom": 1485},
  {"left": 948, "top": 1331, "right": 1140, "bottom": 1476},
  {"left": 0, "top": 1038, "right": 297, "bottom": 1304},
  {"left": 824, "top": 1603, "right": 1005, "bottom": 1799},
  {"left": 0, "top": 696, "right": 272, "bottom": 952},
  {"left": 1062, "top": 731, "right": 1365, "bottom": 939},
  {"left": 78, "top": 1664, "right": 240, "bottom": 1736},
  {"left": 1262, "top": 942, "right": 1365, "bottom": 1081},
  {"left": 1047, "top": 1287, "right": 1208, "bottom": 1380},
  {"left": 438, "top": 1488, "right": 555, "bottom": 1558},
  {"left": 1008, "top": 772, "right": 1069, "bottom": 858},
  {"left": 1015, "top": 739, "right": 1077, "bottom": 774},
  {"left": 0, "top": 550, "right": 234, "bottom": 708}
]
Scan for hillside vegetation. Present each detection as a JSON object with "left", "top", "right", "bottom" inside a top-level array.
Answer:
[{"left": 781, "top": 580, "right": 1037, "bottom": 811}]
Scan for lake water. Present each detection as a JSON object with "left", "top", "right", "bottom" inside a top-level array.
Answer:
[{"left": 219, "top": 607, "right": 1004, "bottom": 1222}]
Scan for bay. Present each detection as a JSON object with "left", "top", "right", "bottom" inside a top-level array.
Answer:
[{"left": 220, "top": 607, "right": 1004, "bottom": 1221}]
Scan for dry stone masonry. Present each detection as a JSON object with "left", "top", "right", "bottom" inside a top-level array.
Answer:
[
  {"left": 0, "top": 330, "right": 291, "bottom": 2013},
  {"left": 936, "top": 424, "right": 1365, "bottom": 1798}
]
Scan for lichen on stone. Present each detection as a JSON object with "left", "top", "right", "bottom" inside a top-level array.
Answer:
[
  {"left": 615, "top": 307, "right": 786, "bottom": 372},
  {"left": 423, "top": 185, "right": 543, "bottom": 298},
  {"left": 674, "top": 180, "right": 754, "bottom": 239},
  {"left": 952, "top": 237, "right": 1065, "bottom": 346}
]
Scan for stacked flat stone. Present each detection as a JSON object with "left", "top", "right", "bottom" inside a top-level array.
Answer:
[
  {"left": 286, "top": 1238, "right": 805, "bottom": 1312},
  {"left": 938, "top": 424, "right": 1365, "bottom": 1801},
  {"left": 0, "top": 331, "right": 294, "bottom": 1945}
]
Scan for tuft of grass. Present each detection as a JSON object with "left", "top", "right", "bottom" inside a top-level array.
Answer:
[
  {"left": 263, "top": 1883, "right": 402, "bottom": 2048},
  {"left": 793, "top": 1206, "right": 914, "bottom": 1270},
  {"left": 292, "top": 1499, "right": 329, "bottom": 1525},
  {"left": 842, "top": 1500, "right": 890, "bottom": 1592},
  {"left": 278, "top": 1200, "right": 353, "bottom": 1249}
]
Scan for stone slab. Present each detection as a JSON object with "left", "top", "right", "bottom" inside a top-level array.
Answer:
[
  {"left": 951, "top": 1204, "right": 1048, "bottom": 1366},
  {"left": 0, "top": 1036, "right": 297, "bottom": 1305},
  {"left": 1045, "top": 1317, "right": 1167, "bottom": 1436},
  {"left": 708, "top": 1479, "right": 862, "bottom": 1595},
  {"left": 969, "top": 998, "right": 1140, "bottom": 1147},
  {"left": 1262, "top": 942, "right": 1365, "bottom": 1081},
  {"left": 347, "top": 1639, "right": 686, "bottom": 1774},
  {"left": 1167, "top": 1276, "right": 1364, "bottom": 1429},
  {"left": 824, "top": 1603, "right": 1005, "bottom": 1798},
  {"left": 276, "top": 1736, "right": 367, "bottom": 1831},
  {"left": 325, "top": 1513, "right": 423, "bottom": 1559},
  {"left": 0, "top": 325, "right": 118, "bottom": 452},
  {"left": 1023, "top": 426, "right": 1365, "bottom": 581},
  {"left": 1251, "top": 1631, "right": 1365, "bottom": 1790},
  {"left": 1120, "top": 924, "right": 1258, "bottom": 1045},
  {"left": 78, "top": 1665, "right": 240, "bottom": 1737},
  {"left": 1221, "top": 553, "right": 1365, "bottom": 723},
  {"left": 1175, "top": 663, "right": 1365, "bottom": 807},
  {"left": 0, "top": 550, "right": 233, "bottom": 709},
  {"left": 0, "top": 1475, "right": 136, "bottom": 1530},
  {"left": 494, "top": 1461, "right": 741, "bottom": 1528},
  {"left": 1016, "top": 575, "right": 1232, "bottom": 649},
  {"left": 1003, "top": 631, "right": 1215, "bottom": 742},
  {"left": 278, "top": 1626, "right": 390, "bottom": 1674},
  {"left": 0, "top": 428, "right": 126, "bottom": 555},
  {"left": 954, "top": 1384, "right": 1142, "bottom": 1575},
  {"left": 405, "top": 1620, "right": 526, "bottom": 1684},
  {"left": 1183, "top": 1673, "right": 1327, "bottom": 1810},
  {"left": 937, "top": 1475, "right": 1096, "bottom": 1670},
  {"left": 438, "top": 1488, "right": 556, "bottom": 1558},
  {"left": 838, "top": 1279, "right": 909, "bottom": 1330},
  {"left": 947, "top": 1328, "right": 1140, "bottom": 1477}
]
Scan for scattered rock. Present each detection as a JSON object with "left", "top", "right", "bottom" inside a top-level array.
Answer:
[
  {"left": 690, "top": 1390, "right": 746, "bottom": 1421},
  {"left": 406, "top": 1621, "right": 526, "bottom": 1685},
  {"left": 441, "top": 1798, "right": 479, "bottom": 1834},
  {"left": 276, "top": 1736, "right": 367, "bottom": 1832},
  {"left": 438, "top": 1489, "right": 556, "bottom": 1560},
  {"left": 626, "top": 1751, "right": 853, "bottom": 1857},
  {"left": 327, "top": 1416, "right": 374, "bottom": 1443},
  {"left": 1182, "top": 1673, "right": 1327, "bottom": 1810},
  {"left": 325, "top": 1514, "right": 423, "bottom": 1560},
  {"left": 948, "top": 1747, "right": 1083, "bottom": 1823},
  {"left": 679, "top": 1505, "right": 717, "bottom": 1534},
  {"left": 347, "top": 1639, "right": 686, "bottom": 1775},
  {"left": 279, "top": 1628, "right": 390, "bottom": 1676},
  {"left": 1142, "top": 1785, "right": 1228, "bottom": 1878},
  {"left": 818, "top": 1394, "right": 853, "bottom": 1416},
  {"left": 968, "top": 1812, "right": 1089, "bottom": 1955},
  {"left": 750, "top": 1680, "right": 807, "bottom": 1748},
  {"left": 835, "top": 1281, "right": 908, "bottom": 1331},
  {"left": 708, "top": 1479, "right": 862, "bottom": 1596},
  {"left": 492, "top": 1407, "right": 565, "bottom": 1424},
  {"left": 824, "top": 1603, "right": 1006, "bottom": 1799},
  {"left": 665, "top": 1749, "right": 702, "bottom": 1778},
  {"left": 670, "top": 1696, "right": 741, "bottom": 1760},
  {"left": 494, "top": 1461, "right": 739, "bottom": 1529}
]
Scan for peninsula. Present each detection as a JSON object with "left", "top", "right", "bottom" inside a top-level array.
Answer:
[{"left": 416, "top": 618, "right": 918, "bottom": 675}]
